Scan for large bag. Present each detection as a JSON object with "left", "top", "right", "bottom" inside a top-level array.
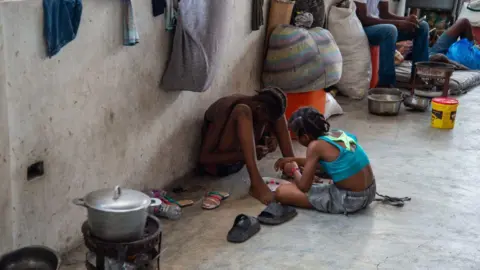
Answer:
[
  {"left": 458, "top": 0, "right": 480, "bottom": 27},
  {"left": 446, "top": 38, "right": 480, "bottom": 70},
  {"left": 326, "top": 0, "right": 371, "bottom": 99},
  {"left": 262, "top": 25, "right": 343, "bottom": 93}
]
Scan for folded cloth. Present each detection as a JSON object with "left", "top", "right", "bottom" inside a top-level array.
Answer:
[
  {"left": 152, "top": 0, "right": 166, "bottom": 17},
  {"left": 123, "top": 0, "right": 139, "bottom": 46},
  {"left": 43, "top": 0, "right": 83, "bottom": 57}
]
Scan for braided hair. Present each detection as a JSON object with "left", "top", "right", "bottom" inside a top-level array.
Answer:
[
  {"left": 289, "top": 107, "right": 330, "bottom": 138},
  {"left": 252, "top": 86, "right": 287, "bottom": 121}
]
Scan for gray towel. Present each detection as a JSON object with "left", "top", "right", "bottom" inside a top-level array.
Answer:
[
  {"left": 123, "top": 0, "right": 139, "bottom": 46},
  {"left": 161, "top": 0, "right": 230, "bottom": 92}
]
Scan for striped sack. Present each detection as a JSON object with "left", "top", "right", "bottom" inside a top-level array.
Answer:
[{"left": 262, "top": 25, "right": 342, "bottom": 93}]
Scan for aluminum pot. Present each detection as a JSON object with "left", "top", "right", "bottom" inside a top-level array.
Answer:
[
  {"left": 73, "top": 186, "right": 162, "bottom": 242},
  {"left": 368, "top": 88, "right": 404, "bottom": 116}
]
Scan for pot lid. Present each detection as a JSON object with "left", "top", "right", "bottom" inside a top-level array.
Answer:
[{"left": 82, "top": 186, "right": 151, "bottom": 213}]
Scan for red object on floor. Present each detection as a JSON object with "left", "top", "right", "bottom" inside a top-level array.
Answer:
[
  {"left": 285, "top": 90, "right": 326, "bottom": 138},
  {"left": 370, "top": 46, "right": 380, "bottom": 89},
  {"left": 473, "top": 27, "right": 480, "bottom": 44}
]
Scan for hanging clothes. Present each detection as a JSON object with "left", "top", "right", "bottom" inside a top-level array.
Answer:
[
  {"left": 43, "top": 0, "right": 83, "bottom": 57},
  {"left": 252, "top": 0, "right": 264, "bottom": 31},
  {"left": 161, "top": 0, "right": 230, "bottom": 92},
  {"left": 165, "top": 0, "right": 179, "bottom": 31},
  {"left": 123, "top": 0, "right": 139, "bottom": 46},
  {"left": 152, "top": 0, "right": 166, "bottom": 17}
]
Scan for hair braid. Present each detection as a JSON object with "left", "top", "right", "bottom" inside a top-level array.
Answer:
[
  {"left": 253, "top": 87, "right": 287, "bottom": 120},
  {"left": 288, "top": 107, "right": 330, "bottom": 138}
]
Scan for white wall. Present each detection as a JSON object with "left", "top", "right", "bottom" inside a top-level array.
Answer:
[
  {"left": 0, "top": 5, "right": 14, "bottom": 254},
  {"left": 0, "top": 0, "right": 266, "bottom": 253}
]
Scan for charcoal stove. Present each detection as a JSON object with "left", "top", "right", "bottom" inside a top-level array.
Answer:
[
  {"left": 82, "top": 215, "right": 162, "bottom": 270},
  {"left": 412, "top": 61, "right": 455, "bottom": 97}
]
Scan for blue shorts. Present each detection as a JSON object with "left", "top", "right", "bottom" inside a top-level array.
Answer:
[{"left": 429, "top": 33, "right": 458, "bottom": 57}]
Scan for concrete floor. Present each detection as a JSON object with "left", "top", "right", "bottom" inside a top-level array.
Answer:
[{"left": 63, "top": 87, "right": 480, "bottom": 270}]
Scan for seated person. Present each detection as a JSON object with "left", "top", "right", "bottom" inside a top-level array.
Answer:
[
  {"left": 354, "top": 0, "right": 430, "bottom": 87},
  {"left": 274, "top": 107, "right": 376, "bottom": 214},
  {"left": 199, "top": 87, "right": 295, "bottom": 204},
  {"left": 429, "top": 18, "right": 477, "bottom": 70}
]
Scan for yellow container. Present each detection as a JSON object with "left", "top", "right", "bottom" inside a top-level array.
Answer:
[{"left": 431, "top": 97, "right": 459, "bottom": 129}]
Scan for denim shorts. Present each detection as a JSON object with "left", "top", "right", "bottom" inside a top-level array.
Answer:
[
  {"left": 430, "top": 33, "right": 458, "bottom": 57},
  {"left": 308, "top": 180, "right": 376, "bottom": 214}
]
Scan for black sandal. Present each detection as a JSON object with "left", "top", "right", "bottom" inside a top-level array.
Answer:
[
  {"left": 227, "top": 214, "right": 261, "bottom": 243},
  {"left": 257, "top": 202, "right": 298, "bottom": 225},
  {"left": 375, "top": 192, "right": 411, "bottom": 207}
]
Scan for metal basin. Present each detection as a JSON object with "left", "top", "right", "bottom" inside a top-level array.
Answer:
[
  {"left": 404, "top": 95, "right": 431, "bottom": 111},
  {"left": 367, "top": 88, "right": 404, "bottom": 116},
  {"left": 0, "top": 246, "right": 60, "bottom": 270}
]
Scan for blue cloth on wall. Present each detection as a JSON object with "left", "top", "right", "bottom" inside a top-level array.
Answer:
[{"left": 43, "top": 0, "right": 82, "bottom": 57}]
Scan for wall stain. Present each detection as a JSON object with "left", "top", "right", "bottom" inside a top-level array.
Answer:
[{"left": 109, "top": 111, "right": 115, "bottom": 124}]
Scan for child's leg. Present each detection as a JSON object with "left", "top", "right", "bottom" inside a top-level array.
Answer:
[{"left": 275, "top": 183, "right": 313, "bottom": 209}]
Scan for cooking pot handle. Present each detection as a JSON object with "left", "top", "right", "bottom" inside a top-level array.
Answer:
[
  {"left": 72, "top": 198, "right": 86, "bottom": 207},
  {"left": 113, "top": 185, "right": 121, "bottom": 200},
  {"left": 150, "top": 198, "right": 162, "bottom": 207}
]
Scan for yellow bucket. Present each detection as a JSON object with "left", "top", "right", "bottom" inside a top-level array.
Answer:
[{"left": 431, "top": 97, "right": 459, "bottom": 129}]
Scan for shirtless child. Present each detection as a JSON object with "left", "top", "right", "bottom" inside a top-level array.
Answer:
[{"left": 198, "top": 87, "right": 295, "bottom": 204}]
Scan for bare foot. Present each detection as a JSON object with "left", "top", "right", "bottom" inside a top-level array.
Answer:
[
  {"left": 249, "top": 184, "right": 274, "bottom": 205},
  {"left": 430, "top": 53, "right": 469, "bottom": 70}
]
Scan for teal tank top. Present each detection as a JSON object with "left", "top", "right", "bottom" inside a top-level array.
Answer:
[{"left": 318, "top": 130, "right": 370, "bottom": 183}]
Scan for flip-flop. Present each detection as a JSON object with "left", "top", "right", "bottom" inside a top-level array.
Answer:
[
  {"left": 227, "top": 214, "right": 261, "bottom": 243},
  {"left": 257, "top": 202, "right": 298, "bottom": 225},
  {"left": 202, "top": 191, "right": 230, "bottom": 210}
]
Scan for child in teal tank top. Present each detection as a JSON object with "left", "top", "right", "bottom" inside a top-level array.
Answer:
[{"left": 273, "top": 107, "right": 377, "bottom": 214}]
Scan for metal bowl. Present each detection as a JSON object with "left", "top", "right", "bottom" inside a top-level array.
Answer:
[
  {"left": 0, "top": 246, "right": 60, "bottom": 270},
  {"left": 367, "top": 88, "right": 404, "bottom": 116},
  {"left": 404, "top": 95, "right": 431, "bottom": 111}
]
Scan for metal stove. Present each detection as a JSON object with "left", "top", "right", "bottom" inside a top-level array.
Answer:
[{"left": 82, "top": 215, "right": 162, "bottom": 270}]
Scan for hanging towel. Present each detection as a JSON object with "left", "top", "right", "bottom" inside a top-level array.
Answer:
[
  {"left": 152, "top": 0, "right": 166, "bottom": 17},
  {"left": 165, "top": 0, "right": 178, "bottom": 31},
  {"left": 43, "top": 0, "right": 83, "bottom": 57},
  {"left": 161, "top": 0, "right": 230, "bottom": 92},
  {"left": 252, "top": 0, "right": 265, "bottom": 31},
  {"left": 123, "top": 0, "right": 139, "bottom": 46}
]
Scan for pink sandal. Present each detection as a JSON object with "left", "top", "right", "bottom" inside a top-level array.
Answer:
[{"left": 202, "top": 191, "right": 230, "bottom": 210}]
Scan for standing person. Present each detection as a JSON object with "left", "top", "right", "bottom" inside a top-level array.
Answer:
[
  {"left": 354, "top": 0, "right": 430, "bottom": 87},
  {"left": 273, "top": 107, "right": 376, "bottom": 214},
  {"left": 199, "top": 87, "right": 295, "bottom": 204}
]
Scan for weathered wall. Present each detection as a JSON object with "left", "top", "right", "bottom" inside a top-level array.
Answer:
[
  {"left": 0, "top": 5, "right": 14, "bottom": 254},
  {"left": 0, "top": 0, "right": 265, "bottom": 253}
]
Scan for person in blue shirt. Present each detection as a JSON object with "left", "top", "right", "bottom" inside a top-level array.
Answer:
[{"left": 274, "top": 107, "right": 376, "bottom": 214}]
